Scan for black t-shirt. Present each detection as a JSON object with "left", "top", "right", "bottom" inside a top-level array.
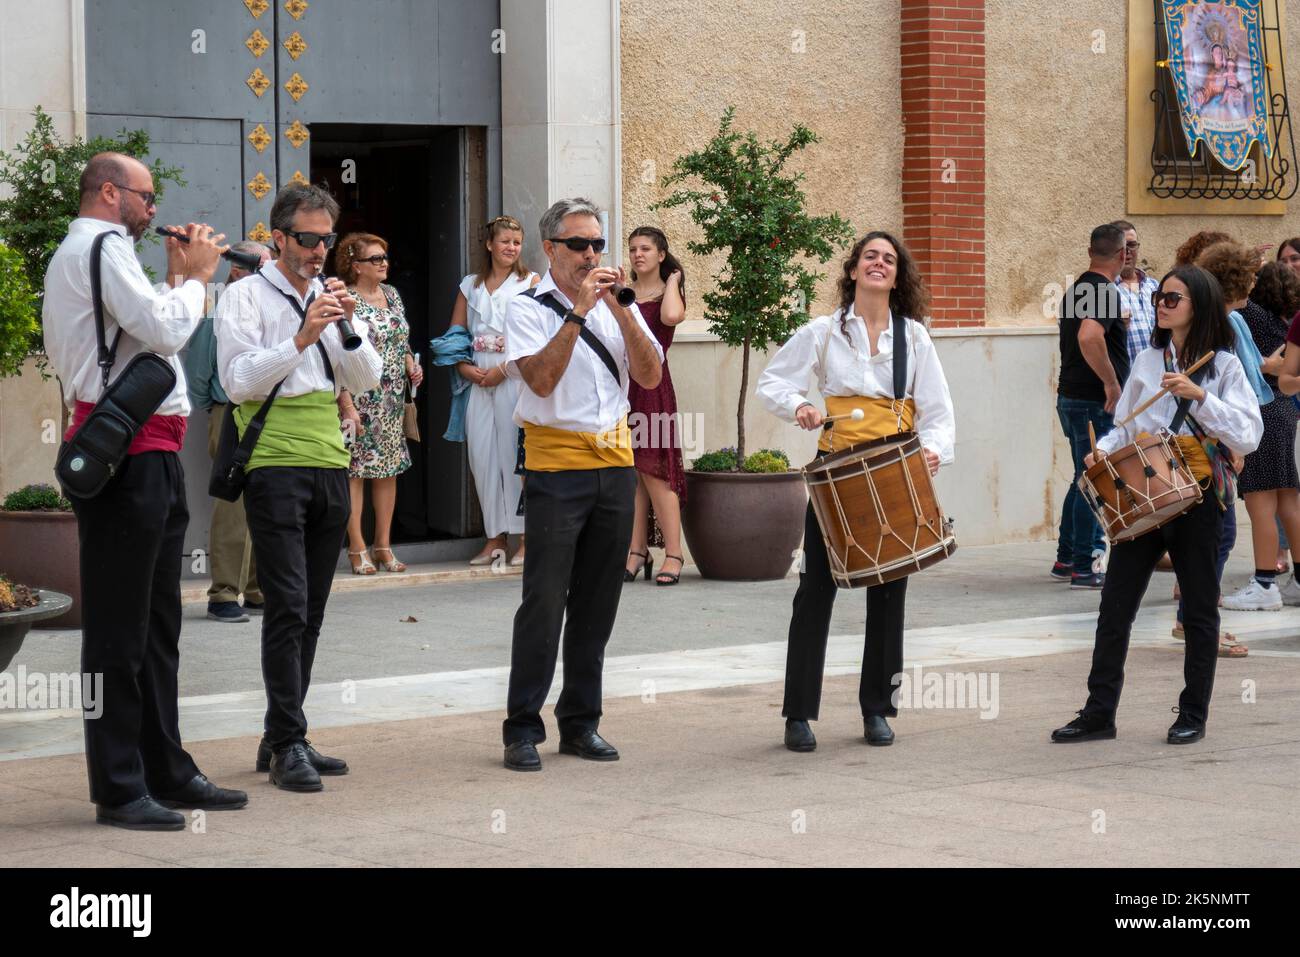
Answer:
[{"left": 1058, "top": 271, "right": 1130, "bottom": 402}]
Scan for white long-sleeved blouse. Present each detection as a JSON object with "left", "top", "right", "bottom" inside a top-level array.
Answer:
[
  {"left": 756, "top": 308, "right": 956, "bottom": 464},
  {"left": 1097, "top": 345, "right": 1263, "bottom": 457}
]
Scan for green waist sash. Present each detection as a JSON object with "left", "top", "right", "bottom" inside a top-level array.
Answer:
[{"left": 234, "top": 390, "right": 348, "bottom": 471}]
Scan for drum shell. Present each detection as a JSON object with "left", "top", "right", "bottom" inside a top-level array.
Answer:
[
  {"left": 1078, "top": 432, "right": 1202, "bottom": 543},
  {"left": 802, "top": 432, "right": 956, "bottom": 588}
]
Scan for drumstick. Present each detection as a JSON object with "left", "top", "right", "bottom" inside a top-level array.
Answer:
[
  {"left": 1114, "top": 351, "right": 1214, "bottom": 429},
  {"left": 823, "top": 408, "right": 865, "bottom": 424},
  {"left": 1088, "top": 421, "right": 1097, "bottom": 459}
]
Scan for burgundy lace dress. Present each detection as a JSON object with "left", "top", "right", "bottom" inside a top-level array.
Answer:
[{"left": 628, "top": 299, "right": 686, "bottom": 544}]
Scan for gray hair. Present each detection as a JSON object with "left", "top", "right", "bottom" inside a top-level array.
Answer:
[
  {"left": 269, "top": 183, "right": 340, "bottom": 235},
  {"left": 538, "top": 197, "right": 603, "bottom": 245},
  {"left": 228, "top": 240, "right": 268, "bottom": 259}
]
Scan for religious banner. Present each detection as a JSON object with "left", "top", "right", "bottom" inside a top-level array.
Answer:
[{"left": 1161, "top": 0, "right": 1270, "bottom": 171}]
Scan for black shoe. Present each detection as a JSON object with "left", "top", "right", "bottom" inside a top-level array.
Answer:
[
  {"left": 155, "top": 773, "right": 248, "bottom": 811},
  {"left": 95, "top": 795, "right": 185, "bottom": 831},
  {"left": 1167, "top": 711, "right": 1206, "bottom": 744},
  {"left": 624, "top": 550, "right": 651, "bottom": 583},
  {"left": 255, "top": 738, "right": 348, "bottom": 775},
  {"left": 864, "top": 715, "right": 895, "bottom": 746},
  {"left": 784, "top": 719, "right": 816, "bottom": 752},
  {"left": 1070, "top": 573, "right": 1106, "bottom": 590},
  {"left": 242, "top": 599, "right": 264, "bottom": 615},
  {"left": 504, "top": 741, "right": 542, "bottom": 772},
  {"left": 558, "top": 729, "right": 620, "bottom": 761},
  {"left": 269, "top": 743, "right": 324, "bottom": 792},
  {"left": 207, "top": 600, "right": 249, "bottom": 623},
  {"left": 1050, "top": 561, "right": 1072, "bottom": 582},
  {"left": 1051, "top": 709, "right": 1117, "bottom": 742}
]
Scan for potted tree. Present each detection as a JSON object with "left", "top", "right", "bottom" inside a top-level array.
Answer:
[
  {"left": 654, "top": 107, "right": 852, "bottom": 580},
  {"left": 0, "top": 484, "right": 80, "bottom": 628}
]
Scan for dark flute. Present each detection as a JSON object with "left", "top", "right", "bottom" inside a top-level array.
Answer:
[{"left": 154, "top": 226, "right": 262, "bottom": 271}]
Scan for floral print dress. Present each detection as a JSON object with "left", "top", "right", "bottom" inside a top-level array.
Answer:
[{"left": 347, "top": 284, "right": 412, "bottom": 479}]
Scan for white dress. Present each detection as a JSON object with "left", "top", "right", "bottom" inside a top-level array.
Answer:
[{"left": 460, "top": 271, "right": 536, "bottom": 536}]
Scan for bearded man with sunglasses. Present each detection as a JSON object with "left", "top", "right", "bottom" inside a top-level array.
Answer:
[
  {"left": 500, "top": 198, "right": 664, "bottom": 771},
  {"left": 214, "top": 184, "right": 381, "bottom": 792}
]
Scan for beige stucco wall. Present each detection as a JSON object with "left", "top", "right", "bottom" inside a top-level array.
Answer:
[
  {"left": 620, "top": 0, "right": 903, "bottom": 328},
  {"left": 987, "top": 0, "right": 1300, "bottom": 326}
]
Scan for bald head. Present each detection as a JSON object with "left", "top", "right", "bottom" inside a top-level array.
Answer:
[{"left": 79, "top": 152, "right": 156, "bottom": 240}]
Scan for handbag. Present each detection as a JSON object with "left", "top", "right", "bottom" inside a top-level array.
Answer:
[
  {"left": 55, "top": 232, "right": 178, "bottom": 499},
  {"left": 402, "top": 380, "right": 420, "bottom": 442}
]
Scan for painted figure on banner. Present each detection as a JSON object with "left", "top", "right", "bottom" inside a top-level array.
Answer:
[{"left": 1162, "top": 0, "right": 1269, "bottom": 170}]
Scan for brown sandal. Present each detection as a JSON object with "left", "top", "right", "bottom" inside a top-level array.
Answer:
[{"left": 1218, "top": 633, "right": 1249, "bottom": 658}]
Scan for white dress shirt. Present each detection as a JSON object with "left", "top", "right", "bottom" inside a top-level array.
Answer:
[
  {"left": 757, "top": 308, "right": 957, "bottom": 464},
  {"left": 214, "top": 262, "right": 382, "bottom": 404},
  {"left": 42, "top": 217, "right": 206, "bottom": 416},
  {"left": 504, "top": 271, "right": 664, "bottom": 432},
  {"left": 1097, "top": 345, "right": 1263, "bottom": 457}
]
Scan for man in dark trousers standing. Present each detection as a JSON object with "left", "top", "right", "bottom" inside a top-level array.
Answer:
[
  {"left": 44, "top": 152, "right": 249, "bottom": 829},
  {"left": 501, "top": 198, "right": 663, "bottom": 771},
  {"left": 215, "top": 184, "right": 381, "bottom": 792},
  {"left": 1054, "top": 223, "right": 1130, "bottom": 589}
]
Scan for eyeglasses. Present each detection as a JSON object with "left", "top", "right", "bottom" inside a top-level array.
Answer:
[
  {"left": 283, "top": 229, "right": 338, "bottom": 250},
  {"left": 1152, "top": 290, "right": 1188, "bottom": 309},
  {"left": 357, "top": 254, "right": 388, "bottom": 265},
  {"left": 1125, "top": 241, "right": 1141, "bottom": 250},
  {"left": 549, "top": 236, "right": 607, "bottom": 253},
  {"left": 114, "top": 184, "right": 156, "bottom": 207}
]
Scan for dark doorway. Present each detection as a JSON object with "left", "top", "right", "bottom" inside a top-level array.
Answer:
[{"left": 310, "top": 124, "right": 486, "bottom": 543}]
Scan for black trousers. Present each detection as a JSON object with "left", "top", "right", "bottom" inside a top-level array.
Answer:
[
  {"left": 1084, "top": 495, "right": 1223, "bottom": 726},
  {"left": 243, "top": 466, "right": 350, "bottom": 750},
  {"left": 70, "top": 450, "right": 199, "bottom": 807},
  {"left": 783, "top": 501, "right": 908, "bottom": 720},
  {"left": 503, "top": 467, "right": 636, "bottom": 745}
]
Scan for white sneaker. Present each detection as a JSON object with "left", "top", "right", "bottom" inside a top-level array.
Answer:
[
  {"left": 1221, "top": 579, "right": 1283, "bottom": 611},
  {"left": 1280, "top": 574, "right": 1300, "bottom": 607}
]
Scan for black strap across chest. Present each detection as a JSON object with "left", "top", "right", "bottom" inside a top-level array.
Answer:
[
  {"left": 524, "top": 289, "right": 622, "bottom": 385},
  {"left": 259, "top": 273, "right": 332, "bottom": 384},
  {"left": 1168, "top": 357, "right": 1213, "bottom": 435},
  {"left": 90, "top": 231, "right": 123, "bottom": 387},
  {"left": 890, "top": 313, "right": 907, "bottom": 400}
]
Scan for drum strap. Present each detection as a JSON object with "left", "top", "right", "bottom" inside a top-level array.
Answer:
[{"left": 1164, "top": 349, "right": 1235, "bottom": 508}]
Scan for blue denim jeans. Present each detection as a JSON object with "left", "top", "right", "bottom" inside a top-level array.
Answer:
[{"left": 1057, "top": 395, "right": 1113, "bottom": 575}]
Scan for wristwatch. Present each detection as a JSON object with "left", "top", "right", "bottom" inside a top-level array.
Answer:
[{"left": 563, "top": 309, "right": 587, "bottom": 327}]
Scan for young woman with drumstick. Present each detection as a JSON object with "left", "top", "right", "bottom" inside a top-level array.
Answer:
[
  {"left": 757, "top": 231, "right": 955, "bottom": 752},
  {"left": 1052, "top": 265, "right": 1262, "bottom": 746}
]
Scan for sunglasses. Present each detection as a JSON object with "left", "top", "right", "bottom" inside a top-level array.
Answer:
[
  {"left": 357, "top": 254, "right": 388, "bottom": 265},
  {"left": 549, "top": 236, "right": 607, "bottom": 253},
  {"left": 114, "top": 184, "right": 156, "bottom": 207},
  {"left": 1152, "top": 290, "right": 1188, "bottom": 309},
  {"left": 284, "top": 229, "right": 338, "bottom": 250}
]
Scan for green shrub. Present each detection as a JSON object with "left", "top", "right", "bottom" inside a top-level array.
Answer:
[
  {"left": 2, "top": 483, "right": 71, "bottom": 512},
  {"left": 743, "top": 451, "right": 789, "bottom": 473},
  {"left": 691, "top": 447, "right": 792, "bottom": 474},
  {"left": 0, "top": 243, "right": 38, "bottom": 377},
  {"left": 0, "top": 106, "right": 184, "bottom": 361}
]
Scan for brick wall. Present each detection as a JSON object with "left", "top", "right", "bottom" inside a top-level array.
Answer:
[{"left": 900, "top": 0, "right": 986, "bottom": 327}]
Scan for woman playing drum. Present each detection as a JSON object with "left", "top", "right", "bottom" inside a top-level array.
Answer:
[
  {"left": 1052, "top": 265, "right": 1262, "bottom": 746},
  {"left": 757, "top": 231, "right": 955, "bottom": 752}
]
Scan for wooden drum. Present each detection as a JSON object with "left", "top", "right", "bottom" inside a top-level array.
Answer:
[
  {"left": 802, "top": 432, "right": 956, "bottom": 588},
  {"left": 1078, "top": 430, "right": 1202, "bottom": 543}
]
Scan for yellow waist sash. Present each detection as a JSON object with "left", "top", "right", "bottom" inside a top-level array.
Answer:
[
  {"left": 1174, "top": 435, "right": 1213, "bottom": 483},
  {"left": 818, "top": 395, "right": 916, "bottom": 452},
  {"left": 524, "top": 417, "right": 634, "bottom": 471}
]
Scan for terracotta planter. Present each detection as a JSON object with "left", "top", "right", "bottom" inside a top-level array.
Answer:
[
  {"left": 682, "top": 470, "right": 808, "bottom": 581},
  {"left": 0, "top": 511, "right": 80, "bottom": 628},
  {"left": 0, "top": 590, "right": 73, "bottom": 671}
]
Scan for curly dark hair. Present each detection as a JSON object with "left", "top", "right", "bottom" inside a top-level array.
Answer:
[
  {"left": 1195, "top": 241, "right": 1258, "bottom": 303},
  {"left": 1249, "top": 260, "right": 1300, "bottom": 319},
  {"left": 1174, "top": 230, "right": 1231, "bottom": 267},
  {"left": 835, "top": 231, "right": 929, "bottom": 339}
]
